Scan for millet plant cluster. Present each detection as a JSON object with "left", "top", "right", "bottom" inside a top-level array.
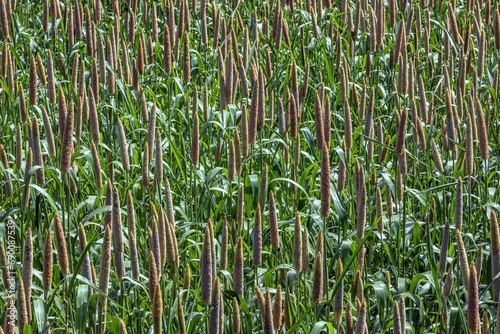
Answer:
[{"left": 0, "top": 0, "right": 500, "bottom": 332}]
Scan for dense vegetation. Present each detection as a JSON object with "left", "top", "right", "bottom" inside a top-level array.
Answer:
[{"left": 0, "top": 0, "right": 500, "bottom": 332}]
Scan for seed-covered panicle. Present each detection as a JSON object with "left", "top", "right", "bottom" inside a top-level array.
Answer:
[
  {"left": 467, "top": 263, "right": 479, "bottom": 334},
  {"left": 320, "top": 142, "right": 330, "bottom": 218},
  {"left": 153, "top": 281, "right": 163, "bottom": 334},
  {"left": 354, "top": 298, "right": 367, "bottom": 334},
  {"left": 234, "top": 236, "right": 244, "bottom": 296},
  {"left": 294, "top": 211, "right": 302, "bottom": 273},
  {"left": 54, "top": 214, "right": 69, "bottom": 276},
  {"left": 21, "top": 228, "right": 33, "bottom": 322},
  {"left": 314, "top": 92, "right": 324, "bottom": 149},
  {"left": 220, "top": 217, "right": 228, "bottom": 270},
  {"left": 98, "top": 225, "right": 112, "bottom": 310},
  {"left": 344, "top": 100, "right": 353, "bottom": 149},
  {"left": 60, "top": 101, "right": 74, "bottom": 173},
  {"left": 78, "top": 223, "right": 93, "bottom": 294},
  {"left": 164, "top": 177, "right": 175, "bottom": 225},
  {"left": 302, "top": 226, "right": 310, "bottom": 273},
  {"left": 393, "top": 300, "right": 401, "bottom": 334},
  {"left": 263, "top": 288, "right": 275, "bottom": 334},
  {"left": 117, "top": 119, "right": 130, "bottom": 171},
  {"left": 208, "top": 278, "right": 220, "bottom": 334},
  {"left": 233, "top": 297, "right": 241, "bottom": 334},
  {"left": 41, "top": 227, "right": 54, "bottom": 294},
  {"left": 258, "top": 164, "right": 268, "bottom": 212},
  {"left": 29, "top": 55, "right": 37, "bottom": 106},
  {"left": 18, "top": 277, "right": 27, "bottom": 334},
  {"left": 439, "top": 221, "right": 450, "bottom": 277},
  {"left": 272, "top": 285, "right": 282, "bottom": 331},
  {"left": 147, "top": 102, "right": 157, "bottom": 160},
  {"left": 431, "top": 138, "right": 445, "bottom": 173},
  {"left": 357, "top": 183, "right": 367, "bottom": 242},
  {"left": 269, "top": 191, "right": 279, "bottom": 249},
  {"left": 0, "top": 241, "right": 10, "bottom": 291},
  {"left": 148, "top": 250, "right": 158, "bottom": 303},
  {"left": 456, "top": 229, "right": 470, "bottom": 288},
  {"left": 253, "top": 204, "right": 262, "bottom": 266},
  {"left": 32, "top": 116, "right": 45, "bottom": 185},
  {"left": 334, "top": 259, "right": 344, "bottom": 328},
  {"left": 183, "top": 32, "right": 191, "bottom": 82},
  {"left": 475, "top": 96, "right": 489, "bottom": 160},
  {"left": 201, "top": 226, "right": 213, "bottom": 305},
  {"left": 311, "top": 252, "right": 324, "bottom": 305},
  {"left": 490, "top": 210, "right": 500, "bottom": 301},
  {"left": 395, "top": 107, "right": 408, "bottom": 155}
]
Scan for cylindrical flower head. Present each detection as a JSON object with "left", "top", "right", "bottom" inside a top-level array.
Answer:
[
  {"left": 354, "top": 298, "right": 367, "bottom": 334},
  {"left": 0, "top": 0, "right": 10, "bottom": 40},
  {"left": 18, "top": 277, "right": 27, "bottom": 334},
  {"left": 148, "top": 250, "right": 158, "bottom": 303},
  {"left": 289, "top": 89, "right": 298, "bottom": 138},
  {"left": 228, "top": 140, "right": 235, "bottom": 181},
  {"left": 153, "top": 281, "right": 163, "bottom": 334},
  {"left": 253, "top": 204, "right": 262, "bottom": 266},
  {"left": 183, "top": 32, "right": 190, "bottom": 83},
  {"left": 234, "top": 237, "right": 244, "bottom": 296},
  {"left": 443, "top": 268, "right": 453, "bottom": 298},
  {"left": 208, "top": 278, "right": 220, "bottom": 334},
  {"left": 395, "top": 107, "right": 408, "bottom": 155},
  {"left": 29, "top": 55, "right": 37, "bottom": 106},
  {"left": 393, "top": 300, "right": 401, "bottom": 334},
  {"left": 314, "top": 92, "right": 324, "bottom": 149},
  {"left": 445, "top": 88, "right": 456, "bottom": 151},
  {"left": 201, "top": 227, "right": 213, "bottom": 305},
  {"left": 334, "top": 259, "right": 344, "bottom": 328},
  {"left": 302, "top": 226, "right": 310, "bottom": 273},
  {"left": 467, "top": 263, "right": 479, "bottom": 334},
  {"left": 21, "top": 228, "right": 33, "bottom": 322},
  {"left": 78, "top": 223, "right": 92, "bottom": 295},
  {"left": 294, "top": 211, "right": 302, "bottom": 273},
  {"left": 269, "top": 191, "right": 279, "bottom": 249},
  {"left": 311, "top": 252, "right": 324, "bottom": 305},
  {"left": 112, "top": 186, "right": 124, "bottom": 254},
  {"left": 233, "top": 297, "right": 241, "bottom": 334},
  {"left": 248, "top": 65, "right": 259, "bottom": 145},
  {"left": 220, "top": 217, "right": 228, "bottom": 270},
  {"left": 344, "top": 100, "right": 353, "bottom": 149},
  {"left": 263, "top": 288, "right": 275, "bottom": 334},
  {"left": 116, "top": 119, "right": 130, "bottom": 171},
  {"left": 357, "top": 183, "right": 367, "bottom": 241},
  {"left": 490, "top": 210, "right": 500, "bottom": 301},
  {"left": 54, "top": 214, "right": 69, "bottom": 276},
  {"left": 32, "top": 116, "right": 46, "bottom": 185},
  {"left": 164, "top": 176, "right": 175, "bottom": 225},
  {"left": 60, "top": 101, "right": 74, "bottom": 173},
  {"left": 258, "top": 164, "right": 268, "bottom": 212},
  {"left": 273, "top": 285, "right": 282, "bottom": 331},
  {"left": 439, "top": 221, "right": 450, "bottom": 278},
  {"left": 431, "top": 138, "right": 445, "bottom": 173},
  {"left": 0, "top": 242, "right": 10, "bottom": 291},
  {"left": 98, "top": 225, "right": 112, "bottom": 309},
  {"left": 475, "top": 96, "right": 489, "bottom": 160},
  {"left": 465, "top": 115, "right": 474, "bottom": 176},
  {"left": 241, "top": 104, "right": 249, "bottom": 156},
  {"left": 475, "top": 246, "right": 483, "bottom": 284},
  {"left": 457, "top": 229, "right": 470, "bottom": 288},
  {"left": 320, "top": 142, "right": 330, "bottom": 218}
]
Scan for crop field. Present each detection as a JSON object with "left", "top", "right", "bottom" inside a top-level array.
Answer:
[{"left": 0, "top": 0, "right": 499, "bottom": 332}]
